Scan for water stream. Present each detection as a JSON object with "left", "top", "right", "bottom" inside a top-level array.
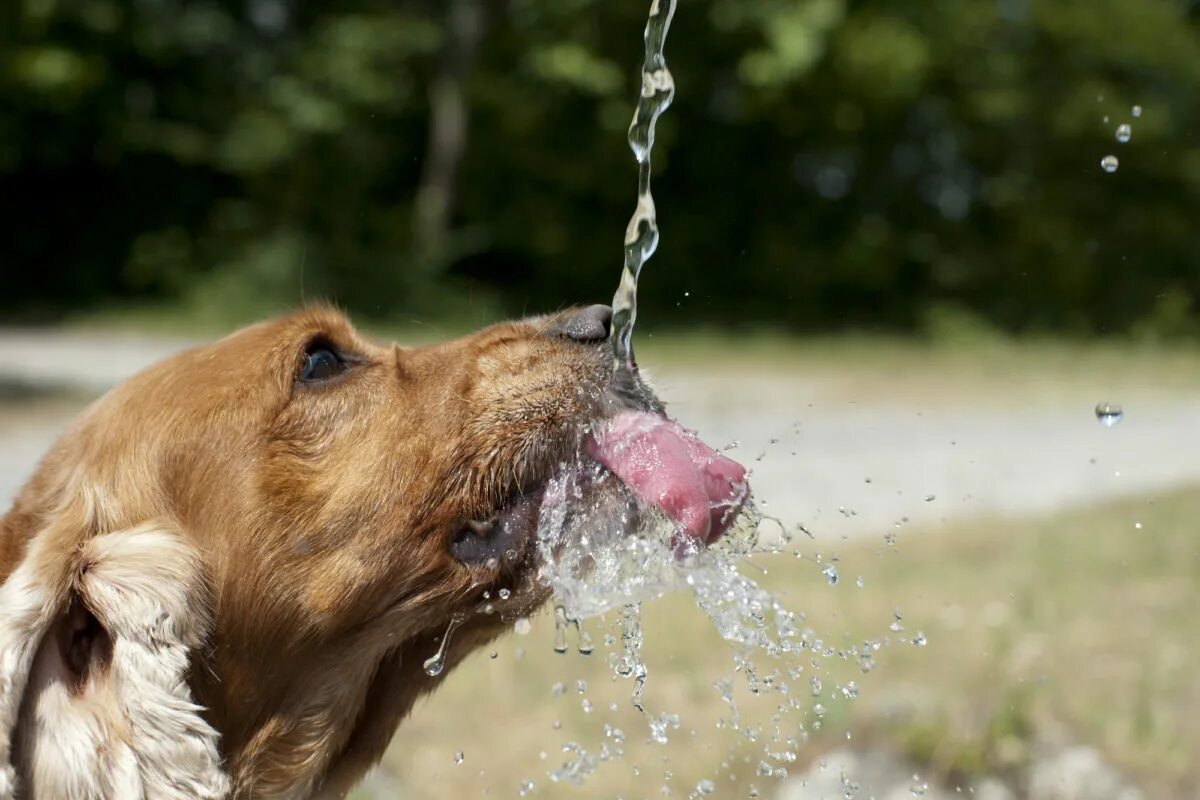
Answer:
[
  {"left": 509, "top": 2, "right": 908, "bottom": 793},
  {"left": 610, "top": 0, "right": 678, "bottom": 374}
]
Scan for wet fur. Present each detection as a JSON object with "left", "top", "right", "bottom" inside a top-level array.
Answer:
[{"left": 0, "top": 307, "right": 611, "bottom": 798}]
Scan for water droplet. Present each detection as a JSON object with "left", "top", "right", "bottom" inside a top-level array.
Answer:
[
  {"left": 422, "top": 613, "right": 464, "bottom": 676},
  {"left": 810, "top": 676, "right": 822, "bottom": 696},
  {"left": 454, "top": 751, "right": 464, "bottom": 765},
  {"left": 1132, "top": 104, "right": 1143, "bottom": 118},
  {"left": 1100, "top": 155, "right": 1119, "bottom": 173},
  {"left": 498, "top": 588, "right": 511, "bottom": 600},
  {"left": 855, "top": 576, "right": 865, "bottom": 588},
  {"left": 1095, "top": 402, "right": 1124, "bottom": 426},
  {"left": 518, "top": 779, "right": 536, "bottom": 796},
  {"left": 553, "top": 604, "right": 569, "bottom": 654},
  {"left": 696, "top": 779, "right": 716, "bottom": 795},
  {"left": 1115, "top": 124, "right": 1131, "bottom": 143},
  {"left": 890, "top": 609, "right": 904, "bottom": 632},
  {"left": 1134, "top": 521, "right": 1143, "bottom": 530},
  {"left": 841, "top": 681, "right": 859, "bottom": 699},
  {"left": 923, "top": 494, "right": 936, "bottom": 502},
  {"left": 913, "top": 631, "right": 928, "bottom": 647},
  {"left": 911, "top": 777, "right": 929, "bottom": 796},
  {"left": 821, "top": 563, "right": 839, "bottom": 585},
  {"left": 514, "top": 617, "right": 532, "bottom": 635},
  {"left": 578, "top": 623, "right": 595, "bottom": 655}
]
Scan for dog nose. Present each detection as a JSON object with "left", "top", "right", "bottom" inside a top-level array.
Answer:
[{"left": 551, "top": 304, "right": 612, "bottom": 343}]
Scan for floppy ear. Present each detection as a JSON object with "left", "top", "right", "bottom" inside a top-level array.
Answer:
[{"left": 0, "top": 519, "right": 229, "bottom": 800}]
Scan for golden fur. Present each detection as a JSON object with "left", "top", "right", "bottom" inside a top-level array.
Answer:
[{"left": 0, "top": 307, "right": 612, "bottom": 798}]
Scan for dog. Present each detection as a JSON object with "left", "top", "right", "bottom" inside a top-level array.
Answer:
[{"left": 0, "top": 305, "right": 746, "bottom": 799}]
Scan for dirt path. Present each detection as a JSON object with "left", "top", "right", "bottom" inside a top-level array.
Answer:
[{"left": 1, "top": 330, "right": 1197, "bottom": 544}]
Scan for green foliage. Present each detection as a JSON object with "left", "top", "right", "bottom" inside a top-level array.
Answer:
[{"left": 1, "top": 0, "right": 1198, "bottom": 333}]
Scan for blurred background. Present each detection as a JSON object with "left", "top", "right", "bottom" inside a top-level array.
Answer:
[{"left": 2, "top": 1, "right": 1199, "bottom": 798}]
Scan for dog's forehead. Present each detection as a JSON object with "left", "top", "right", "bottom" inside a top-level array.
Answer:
[{"left": 215, "top": 306, "right": 366, "bottom": 357}]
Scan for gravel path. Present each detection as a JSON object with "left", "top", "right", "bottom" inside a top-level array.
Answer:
[{"left": 1, "top": 330, "right": 1197, "bottom": 542}]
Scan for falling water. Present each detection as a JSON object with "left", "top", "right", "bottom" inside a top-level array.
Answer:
[
  {"left": 516, "top": 1, "right": 911, "bottom": 790},
  {"left": 423, "top": 612, "right": 464, "bottom": 677},
  {"left": 610, "top": 0, "right": 678, "bottom": 373}
]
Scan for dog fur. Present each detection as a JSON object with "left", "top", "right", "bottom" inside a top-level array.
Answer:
[{"left": 0, "top": 307, "right": 612, "bottom": 798}]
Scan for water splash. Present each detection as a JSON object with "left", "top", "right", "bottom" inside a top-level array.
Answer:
[
  {"left": 611, "top": 0, "right": 679, "bottom": 374},
  {"left": 422, "top": 612, "right": 464, "bottom": 677},
  {"left": 618, "top": 603, "right": 647, "bottom": 712}
]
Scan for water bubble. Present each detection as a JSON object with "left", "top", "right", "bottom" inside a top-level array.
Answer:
[
  {"left": 911, "top": 777, "right": 929, "bottom": 796},
  {"left": 821, "top": 563, "right": 839, "bottom": 585},
  {"left": 1100, "top": 155, "right": 1119, "bottom": 173},
  {"left": 696, "top": 779, "right": 716, "bottom": 795},
  {"left": 454, "top": 751, "right": 464, "bottom": 765},
  {"left": 810, "top": 676, "right": 822, "bottom": 696},
  {"left": 855, "top": 576, "right": 865, "bottom": 589},
  {"left": 841, "top": 681, "right": 859, "bottom": 700},
  {"left": 890, "top": 609, "right": 904, "bottom": 632},
  {"left": 1132, "top": 104, "right": 1143, "bottom": 118},
  {"left": 913, "top": 631, "right": 928, "bottom": 647},
  {"left": 1115, "top": 124, "right": 1131, "bottom": 143},
  {"left": 518, "top": 779, "right": 535, "bottom": 796},
  {"left": 498, "top": 588, "right": 511, "bottom": 600},
  {"left": 1095, "top": 402, "right": 1124, "bottom": 426},
  {"left": 923, "top": 494, "right": 936, "bottom": 503},
  {"left": 514, "top": 617, "right": 532, "bottom": 636}
]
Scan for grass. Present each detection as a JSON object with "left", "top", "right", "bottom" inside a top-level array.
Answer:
[{"left": 359, "top": 485, "right": 1200, "bottom": 799}]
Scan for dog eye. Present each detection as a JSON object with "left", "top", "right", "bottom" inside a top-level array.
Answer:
[{"left": 298, "top": 345, "right": 347, "bottom": 383}]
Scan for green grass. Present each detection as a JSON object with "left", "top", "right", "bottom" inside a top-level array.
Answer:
[{"left": 360, "top": 486, "right": 1200, "bottom": 799}]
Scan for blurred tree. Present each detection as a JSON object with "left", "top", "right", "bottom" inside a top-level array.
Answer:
[{"left": 0, "top": 0, "right": 1197, "bottom": 335}]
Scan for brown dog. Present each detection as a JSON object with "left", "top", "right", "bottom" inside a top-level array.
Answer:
[{"left": 0, "top": 305, "right": 744, "bottom": 799}]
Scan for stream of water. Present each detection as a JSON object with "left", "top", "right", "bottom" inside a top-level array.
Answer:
[{"left": 610, "top": 0, "right": 677, "bottom": 374}]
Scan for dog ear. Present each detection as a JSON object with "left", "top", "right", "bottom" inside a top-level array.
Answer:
[{"left": 0, "top": 516, "right": 229, "bottom": 799}]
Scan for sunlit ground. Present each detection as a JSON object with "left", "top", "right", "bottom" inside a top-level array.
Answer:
[
  {"left": 0, "top": 325, "right": 1194, "bottom": 799},
  {"left": 360, "top": 486, "right": 1199, "bottom": 799}
]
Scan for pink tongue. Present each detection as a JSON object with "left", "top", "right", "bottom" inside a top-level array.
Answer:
[{"left": 585, "top": 411, "right": 749, "bottom": 546}]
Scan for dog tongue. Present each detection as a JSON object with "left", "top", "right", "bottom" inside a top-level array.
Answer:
[{"left": 585, "top": 411, "right": 749, "bottom": 545}]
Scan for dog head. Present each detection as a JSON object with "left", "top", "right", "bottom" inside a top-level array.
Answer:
[
  {"left": 0, "top": 305, "right": 635, "bottom": 797},
  {"left": 0, "top": 304, "right": 747, "bottom": 798}
]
